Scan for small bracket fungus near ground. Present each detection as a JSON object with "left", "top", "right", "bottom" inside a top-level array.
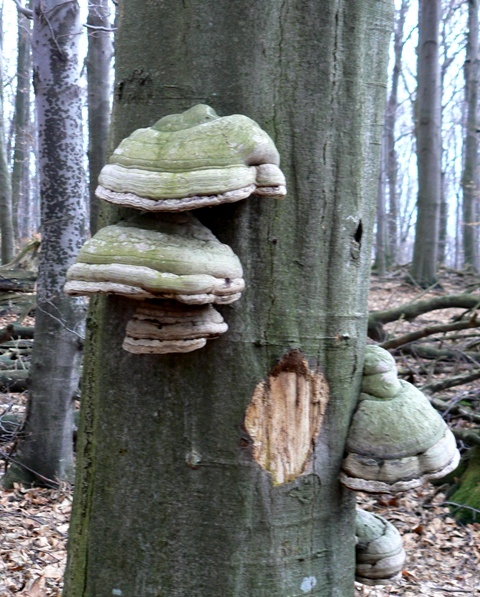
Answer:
[
  {"left": 65, "top": 213, "right": 244, "bottom": 305},
  {"left": 244, "top": 350, "right": 329, "bottom": 485},
  {"left": 355, "top": 508, "right": 406, "bottom": 586},
  {"left": 95, "top": 104, "right": 286, "bottom": 211},
  {"left": 340, "top": 345, "right": 460, "bottom": 493},
  {"left": 122, "top": 301, "right": 228, "bottom": 354}
]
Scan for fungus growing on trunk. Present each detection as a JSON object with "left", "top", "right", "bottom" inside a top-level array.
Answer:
[
  {"left": 355, "top": 508, "right": 406, "bottom": 586},
  {"left": 123, "top": 301, "right": 228, "bottom": 354},
  {"left": 340, "top": 345, "right": 460, "bottom": 493},
  {"left": 95, "top": 104, "right": 286, "bottom": 211},
  {"left": 65, "top": 213, "right": 244, "bottom": 305}
]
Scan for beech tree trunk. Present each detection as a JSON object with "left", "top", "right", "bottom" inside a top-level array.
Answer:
[
  {"left": 86, "top": 0, "right": 112, "bottom": 234},
  {"left": 64, "top": 1, "right": 392, "bottom": 595},
  {"left": 461, "top": 0, "right": 480, "bottom": 272},
  {"left": 0, "top": 14, "right": 15, "bottom": 264},
  {"left": 385, "top": 0, "right": 408, "bottom": 266},
  {"left": 410, "top": 0, "right": 441, "bottom": 287},
  {"left": 11, "top": 4, "right": 32, "bottom": 241},
  {"left": 3, "top": 0, "right": 86, "bottom": 487}
]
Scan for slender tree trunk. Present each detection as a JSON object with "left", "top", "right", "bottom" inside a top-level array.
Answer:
[
  {"left": 64, "top": 1, "right": 392, "bottom": 595},
  {"left": 410, "top": 0, "right": 441, "bottom": 287},
  {"left": 3, "top": 0, "right": 87, "bottom": 487},
  {"left": 0, "top": 12, "right": 16, "bottom": 264},
  {"left": 11, "top": 4, "right": 32, "bottom": 242},
  {"left": 375, "top": 132, "right": 387, "bottom": 276},
  {"left": 385, "top": 0, "right": 408, "bottom": 266},
  {"left": 86, "top": 0, "right": 112, "bottom": 234},
  {"left": 461, "top": 0, "right": 480, "bottom": 272}
]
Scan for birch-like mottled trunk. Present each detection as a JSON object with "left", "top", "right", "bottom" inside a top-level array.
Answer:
[
  {"left": 86, "top": 0, "right": 112, "bottom": 234},
  {"left": 3, "top": 0, "right": 86, "bottom": 487},
  {"left": 11, "top": 6, "right": 32, "bottom": 241},
  {"left": 461, "top": 0, "right": 480, "bottom": 272},
  {"left": 410, "top": 0, "right": 441, "bottom": 287},
  {"left": 64, "top": 1, "right": 392, "bottom": 595}
]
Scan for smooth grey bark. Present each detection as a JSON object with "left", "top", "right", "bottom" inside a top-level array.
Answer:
[
  {"left": 11, "top": 4, "right": 32, "bottom": 241},
  {"left": 0, "top": 13, "right": 16, "bottom": 264},
  {"left": 86, "top": 0, "right": 112, "bottom": 234},
  {"left": 461, "top": 0, "right": 480, "bottom": 272},
  {"left": 410, "top": 0, "right": 441, "bottom": 287},
  {"left": 385, "top": 0, "right": 408, "bottom": 266},
  {"left": 3, "top": 0, "right": 86, "bottom": 487},
  {"left": 375, "top": 132, "right": 387, "bottom": 276},
  {"left": 64, "top": 1, "right": 392, "bottom": 595}
]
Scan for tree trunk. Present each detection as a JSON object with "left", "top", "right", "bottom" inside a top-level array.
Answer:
[
  {"left": 385, "top": 0, "right": 408, "bottom": 266},
  {"left": 410, "top": 0, "right": 441, "bottom": 287},
  {"left": 11, "top": 4, "right": 32, "bottom": 242},
  {"left": 0, "top": 12, "right": 16, "bottom": 264},
  {"left": 375, "top": 133, "right": 387, "bottom": 276},
  {"left": 64, "top": 1, "right": 392, "bottom": 595},
  {"left": 3, "top": 0, "right": 87, "bottom": 488},
  {"left": 86, "top": 0, "right": 112, "bottom": 234},
  {"left": 461, "top": 0, "right": 480, "bottom": 272}
]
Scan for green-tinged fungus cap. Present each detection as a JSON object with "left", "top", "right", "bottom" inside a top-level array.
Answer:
[
  {"left": 340, "top": 347, "right": 460, "bottom": 493},
  {"left": 96, "top": 104, "right": 286, "bottom": 211},
  {"left": 355, "top": 508, "right": 406, "bottom": 586},
  {"left": 64, "top": 213, "right": 244, "bottom": 305}
]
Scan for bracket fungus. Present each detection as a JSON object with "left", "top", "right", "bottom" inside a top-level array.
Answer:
[
  {"left": 65, "top": 213, "right": 244, "bottom": 305},
  {"left": 355, "top": 508, "right": 406, "bottom": 586},
  {"left": 122, "top": 301, "right": 227, "bottom": 354},
  {"left": 95, "top": 104, "right": 286, "bottom": 211},
  {"left": 340, "top": 345, "right": 460, "bottom": 493}
]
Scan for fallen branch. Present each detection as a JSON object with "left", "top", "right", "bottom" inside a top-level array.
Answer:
[
  {"left": 380, "top": 318, "right": 480, "bottom": 350},
  {"left": 431, "top": 397, "right": 480, "bottom": 424},
  {"left": 422, "top": 368, "right": 480, "bottom": 393},
  {"left": 451, "top": 428, "right": 480, "bottom": 446},
  {"left": 368, "top": 293, "right": 480, "bottom": 340}
]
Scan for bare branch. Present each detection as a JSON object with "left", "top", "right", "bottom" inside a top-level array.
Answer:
[
  {"left": 11, "top": 0, "right": 33, "bottom": 19},
  {"left": 83, "top": 23, "right": 117, "bottom": 32}
]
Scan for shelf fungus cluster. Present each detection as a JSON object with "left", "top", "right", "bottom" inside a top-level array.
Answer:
[
  {"left": 340, "top": 345, "right": 460, "bottom": 493},
  {"left": 65, "top": 105, "right": 285, "bottom": 353},
  {"left": 342, "top": 346, "right": 460, "bottom": 586},
  {"left": 355, "top": 508, "right": 406, "bottom": 586}
]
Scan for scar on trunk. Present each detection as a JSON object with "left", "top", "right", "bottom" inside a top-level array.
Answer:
[{"left": 244, "top": 350, "right": 329, "bottom": 485}]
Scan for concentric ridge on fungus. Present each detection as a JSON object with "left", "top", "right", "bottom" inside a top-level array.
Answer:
[
  {"left": 96, "top": 104, "right": 286, "bottom": 211},
  {"left": 64, "top": 213, "right": 244, "bottom": 305},
  {"left": 355, "top": 508, "right": 406, "bottom": 586},
  {"left": 122, "top": 301, "right": 228, "bottom": 354},
  {"left": 340, "top": 345, "right": 460, "bottom": 493}
]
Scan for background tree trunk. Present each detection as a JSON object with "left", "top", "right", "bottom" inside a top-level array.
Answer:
[
  {"left": 0, "top": 12, "right": 16, "bottom": 264},
  {"left": 3, "top": 0, "right": 86, "bottom": 487},
  {"left": 385, "top": 0, "right": 408, "bottom": 267},
  {"left": 410, "top": 0, "right": 441, "bottom": 287},
  {"left": 11, "top": 3, "right": 32, "bottom": 242},
  {"left": 64, "top": 1, "right": 392, "bottom": 595},
  {"left": 86, "top": 0, "right": 112, "bottom": 234},
  {"left": 461, "top": 0, "right": 480, "bottom": 272}
]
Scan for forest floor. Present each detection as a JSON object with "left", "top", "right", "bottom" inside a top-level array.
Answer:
[{"left": 0, "top": 271, "right": 479, "bottom": 595}]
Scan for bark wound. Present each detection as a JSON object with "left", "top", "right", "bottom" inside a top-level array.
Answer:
[{"left": 244, "top": 350, "right": 329, "bottom": 485}]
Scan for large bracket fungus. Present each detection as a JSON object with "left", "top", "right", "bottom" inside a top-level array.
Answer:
[
  {"left": 340, "top": 345, "right": 460, "bottom": 493},
  {"left": 123, "top": 301, "right": 228, "bottom": 354},
  {"left": 355, "top": 508, "right": 406, "bottom": 586},
  {"left": 95, "top": 104, "right": 286, "bottom": 211},
  {"left": 65, "top": 213, "right": 244, "bottom": 305},
  {"left": 66, "top": 105, "right": 286, "bottom": 354}
]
